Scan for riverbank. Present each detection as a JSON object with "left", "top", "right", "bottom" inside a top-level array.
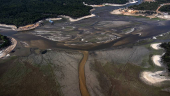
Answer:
[
  {"left": 0, "top": 38, "right": 17, "bottom": 58},
  {"left": 61, "top": 14, "right": 95, "bottom": 22},
  {"left": 111, "top": 8, "right": 170, "bottom": 20},
  {"left": 0, "top": 21, "right": 42, "bottom": 31},
  {"left": 0, "top": 14, "right": 96, "bottom": 31},
  {"left": 83, "top": 0, "right": 138, "bottom": 7}
]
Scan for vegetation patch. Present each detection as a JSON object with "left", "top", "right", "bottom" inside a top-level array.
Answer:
[
  {"left": 0, "top": 34, "right": 11, "bottom": 49},
  {"left": 160, "top": 42, "right": 170, "bottom": 72},
  {"left": 0, "top": 0, "right": 128, "bottom": 27},
  {"left": 159, "top": 5, "right": 170, "bottom": 12},
  {"left": 129, "top": 0, "right": 170, "bottom": 11}
]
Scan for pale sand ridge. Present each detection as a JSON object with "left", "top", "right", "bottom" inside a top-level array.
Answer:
[
  {"left": 150, "top": 43, "right": 162, "bottom": 50},
  {"left": 152, "top": 55, "right": 162, "bottom": 67}
]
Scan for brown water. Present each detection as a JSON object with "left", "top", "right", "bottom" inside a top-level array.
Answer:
[{"left": 79, "top": 51, "right": 90, "bottom": 96}]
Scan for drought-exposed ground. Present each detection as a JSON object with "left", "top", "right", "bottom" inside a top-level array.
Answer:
[
  {"left": 1, "top": 37, "right": 170, "bottom": 96},
  {"left": 1, "top": 1, "right": 170, "bottom": 96},
  {"left": 0, "top": 42, "right": 84, "bottom": 96}
]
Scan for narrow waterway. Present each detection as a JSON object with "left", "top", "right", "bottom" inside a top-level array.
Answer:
[{"left": 79, "top": 51, "right": 90, "bottom": 96}]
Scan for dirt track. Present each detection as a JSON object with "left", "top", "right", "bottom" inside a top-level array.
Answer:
[
  {"left": 156, "top": 3, "right": 170, "bottom": 13},
  {"left": 79, "top": 51, "right": 90, "bottom": 96}
]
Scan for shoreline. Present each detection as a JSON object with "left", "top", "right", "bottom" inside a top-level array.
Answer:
[
  {"left": 110, "top": 8, "right": 170, "bottom": 20},
  {"left": 0, "top": 13, "right": 96, "bottom": 31},
  {"left": 61, "top": 14, "right": 96, "bottom": 22},
  {"left": 0, "top": 38, "right": 17, "bottom": 58},
  {"left": 83, "top": 1, "right": 138, "bottom": 7}
]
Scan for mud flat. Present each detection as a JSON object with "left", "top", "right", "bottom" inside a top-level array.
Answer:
[
  {"left": 61, "top": 14, "right": 95, "bottom": 22},
  {"left": 0, "top": 38, "right": 17, "bottom": 58},
  {"left": 19, "top": 50, "right": 83, "bottom": 96}
]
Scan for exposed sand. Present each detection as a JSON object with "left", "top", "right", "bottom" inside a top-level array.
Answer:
[
  {"left": 83, "top": 1, "right": 138, "bottom": 7},
  {"left": 0, "top": 24, "right": 17, "bottom": 30},
  {"left": 62, "top": 14, "right": 95, "bottom": 22},
  {"left": 140, "top": 71, "right": 170, "bottom": 85},
  {"left": 0, "top": 38, "right": 17, "bottom": 58},
  {"left": 150, "top": 43, "right": 162, "bottom": 50},
  {"left": 152, "top": 55, "right": 162, "bottom": 67},
  {"left": 0, "top": 20, "right": 42, "bottom": 31},
  {"left": 140, "top": 43, "right": 170, "bottom": 85},
  {"left": 46, "top": 18, "right": 62, "bottom": 21}
]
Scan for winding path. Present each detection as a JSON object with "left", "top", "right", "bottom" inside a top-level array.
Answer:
[{"left": 79, "top": 51, "right": 90, "bottom": 96}]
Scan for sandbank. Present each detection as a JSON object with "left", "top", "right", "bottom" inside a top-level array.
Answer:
[
  {"left": 62, "top": 14, "right": 95, "bottom": 22},
  {"left": 140, "top": 71, "right": 170, "bottom": 85},
  {"left": 150, "top": 43, "right": 162, "bottom": 50}
]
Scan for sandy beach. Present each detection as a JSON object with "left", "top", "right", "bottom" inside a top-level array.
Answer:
[
  {"left": 140, "top": 71, "right": 170, "bottom": 85},
  {"left": 62, "top": 14, "right": 95, "bottom": 22},
  {"left": 45, "top": 18, "right": 62, "bottom": 21},
  {"left": 152, "top": 55, "right": 162, "bottom": 67},
  {"left": 150, "top": 43, "right": 162, "bottom": 50},
  {"left": 83, "top": 1, "right": 138, "bottom": 7},
  {"left": 0, "top": 24, "right": 17, "bottom": 30}
]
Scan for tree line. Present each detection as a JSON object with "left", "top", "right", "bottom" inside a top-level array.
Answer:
[
  {"left": 0, "top": 0, "right": 128, "bottom": 27},
  {"left": 0, "top": 34, "right": 11, "bottom": 49},
  {"left": 160, "top": 42, "right": 170, "bottom": 72},
  {"left": 129, "top": 0, "right": 170, "bottom": 11}
]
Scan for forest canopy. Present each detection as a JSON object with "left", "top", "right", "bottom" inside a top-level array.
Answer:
[
  {"left": 159, "top": 5, "right": 170, "bottom": 12},
  {"left": 129, "top": 0, "right": 170, "bottom": 11},
  {"left": 0, "top": 34, "right": 11, "bottom": 49},
  {"left": 160, "top": 42, "right": 170, "bottom": 72},
  {"left": 0, "top": 0, "right": 128, "bottom": 27}
]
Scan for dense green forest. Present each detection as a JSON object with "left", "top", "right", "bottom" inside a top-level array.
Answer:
[
  {"left": 0, "top": 0, "right": 128, "bottom": 27},
  {"left": 129, "top": 0, "right": 170, "bottom": 11},
  {"left": 0, "top": 34, "right": 11, "bottom": 49},
  {"left": 159, "top": 5, "right": 170, "bottom": 12},
  {"left": 160, "top": 42, "right": 170, "bottom": 72}
]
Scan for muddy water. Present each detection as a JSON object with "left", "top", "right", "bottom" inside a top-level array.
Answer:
[{"left": 79, "top": 51, "right": 90, "bottom": 96}]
